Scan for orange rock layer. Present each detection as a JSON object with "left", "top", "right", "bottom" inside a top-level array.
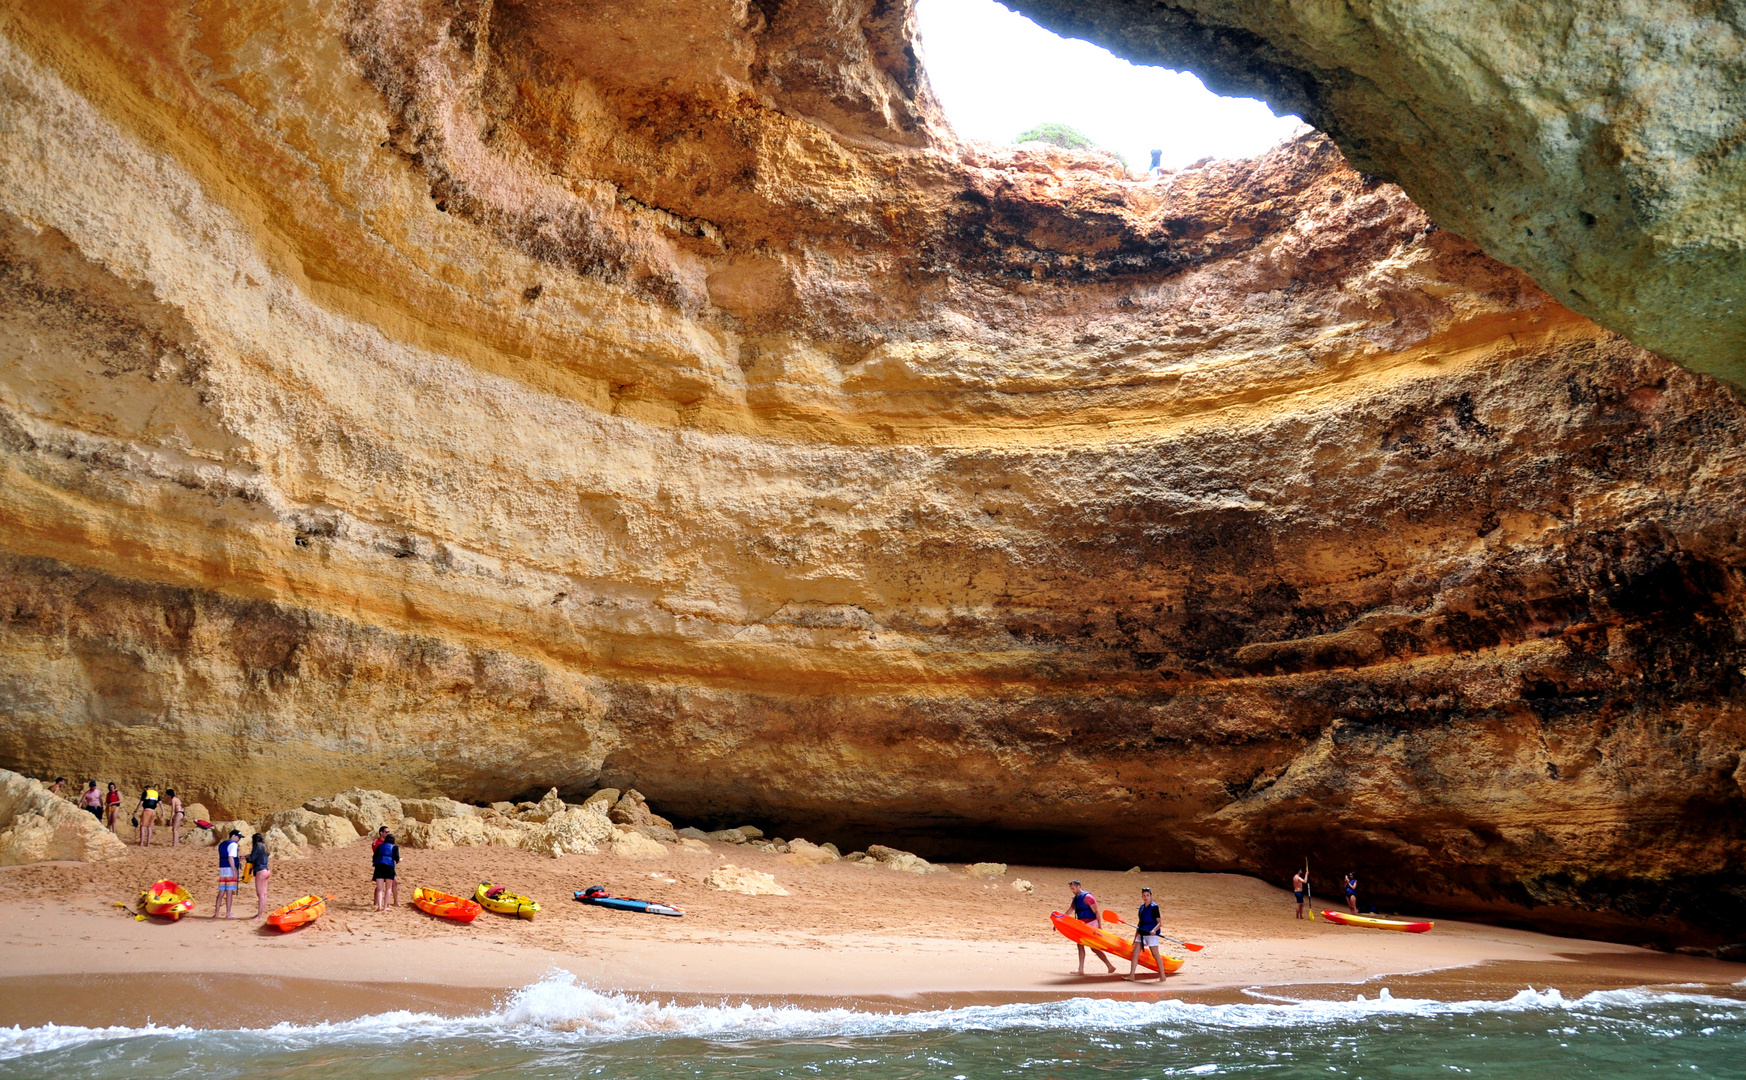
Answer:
[{"left": 0, "top": 0, "right": 1741, "bottom": 944}]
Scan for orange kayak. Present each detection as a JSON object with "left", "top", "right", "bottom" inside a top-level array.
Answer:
[
  {"left": 413, "top": 886, "right": 481, "bottom": 923},
  {"left": 140, "top": 880, "right": 195, "bottom": 920},
  {"left": 1050, "top": 912, "right": 1186, "bottom": 973},
  {"left": 1321, "top": 910, "right": 1434, "bottom": 932},
  {"left": 267, "top": 894, "right": 328, "bottom": 931}
]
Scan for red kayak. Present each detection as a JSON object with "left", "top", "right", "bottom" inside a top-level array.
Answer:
[{"left": 1321, "top": 910, "right": 1434, "bottom": 932}]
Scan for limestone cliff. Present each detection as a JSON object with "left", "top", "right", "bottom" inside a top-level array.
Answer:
[
  {"left": 0, "top": 0, "right": 1741, "bottom": 944},
  {"left": 1011, "top": 0, "right": 1746, "bottom": 386}
]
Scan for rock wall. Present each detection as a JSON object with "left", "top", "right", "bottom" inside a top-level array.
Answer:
[
  {"left": 1010, "top": 0, "right": 1746, "bottom": 386},
  {"left": 0, "top": 0, "right": 1741, "bottom": 942}
]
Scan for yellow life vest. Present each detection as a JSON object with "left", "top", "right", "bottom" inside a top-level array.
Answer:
[{"left": 144, "top": 788, "right": 159, "bottom": 801}]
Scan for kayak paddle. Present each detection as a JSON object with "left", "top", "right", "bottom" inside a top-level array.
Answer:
[{"left": 1101, "top": 909, "right": 1205, "bottom": 952}]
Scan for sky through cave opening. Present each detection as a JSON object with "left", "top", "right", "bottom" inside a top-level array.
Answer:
[{"left": 917, "top": 0, "right": 1306, "bottom": 172}]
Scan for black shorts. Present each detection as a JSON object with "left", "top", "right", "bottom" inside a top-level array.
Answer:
[
  {"left": 373, "top": 866, "right": 396, "bottom": 880},
  {"left": 1295, "top": 891, "right": 1305, "bottom": 902}
]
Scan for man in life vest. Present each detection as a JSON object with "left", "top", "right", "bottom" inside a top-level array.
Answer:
[
  {"left": 214, "top": 829, "right": 242, "bottom": 918},
  {"left": 1126, "top": 887, "right": 1166, "bottom": 981},
  {"left": 133, "top": 785, "right": 160, "bottom": 847},
  {"left": 1066, "top": 880, "right": 1117, "bottom": 975}
]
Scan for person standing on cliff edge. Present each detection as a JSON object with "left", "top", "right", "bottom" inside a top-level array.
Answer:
[
  {"left": 1293, "top": 867, "right": 1309, "bottom": 919},
  {"left": 1344, "top": 871, "right": 1359, "bottom": 915},
  {"left": 1066, "top": 880, "right": 1117, "bottom": 975}
]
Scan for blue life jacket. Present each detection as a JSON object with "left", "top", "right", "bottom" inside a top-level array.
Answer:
[
  {"left": 1070, "top": 891, "right": 1098, "bottom": 921},
  {"left": 375, "top": 842, "right": 397, "bottom": 867},
  {"left": 1136, "top": 901, "right": 1161, "bottom": 936}
]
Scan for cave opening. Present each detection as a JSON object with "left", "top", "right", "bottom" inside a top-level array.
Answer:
[{"left": 917, "top": 0, "right": 1304, "bottom": 175}]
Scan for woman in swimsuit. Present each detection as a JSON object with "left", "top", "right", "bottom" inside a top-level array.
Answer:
[
  {"left": 80, "top": 781, "right": 103, "bottom": 821},
  {"left": 104, "top": 783, "right": 120, "bottom": 832},
  {"left": 1344, "top": 872, "right": 1359, "bottom": 915},
  {"left": 247, "top": 833, "right": 272, "bottom": 918},
  {"left": 134, "top": 786, "right": 161, "bottom": 847},
  {"left": 165, "top": 789, "right": 185, "bottom": 846}
]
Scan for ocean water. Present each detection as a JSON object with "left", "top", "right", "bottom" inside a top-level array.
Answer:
[{"left": 2, "top": 971, "right": 1743, "bottom": 1079}]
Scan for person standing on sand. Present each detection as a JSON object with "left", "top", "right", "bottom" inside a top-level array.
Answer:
[
  {"left": 104, "top": 783, "right": 121, "bottom": 832},
  {"left": 166, "top": 789, "right": 185, "bottom": 846},
  {"left": 1292, "top": 868, "right": 1309, "bottom": 919},
  {"left": 215, "top": 829, "right": 242, "bottom": 918},
  {"left": 1066, "top": 880, "right": 1117, "bottom": 975},
  {"left": 373, "top": 831, "right": 399, "bottom": 911},
  {"left": 247, "top": 833, "right": 272, "bottom": 918},
  {"left": 80, "top": 781, "right": 102, "bottom": 821},
  {"left": 1126, "top": 887, "right": 1166, "bottom": 981},
  {"left": 1344, "top": 872, "right": 1359, "bottom": 915},
  {"left": 133, "top": 785, "right": 161, "bottom": 847}
]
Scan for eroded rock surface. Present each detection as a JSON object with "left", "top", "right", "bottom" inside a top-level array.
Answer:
[
  {"left": 1011, "top": 0, "right": 1746, "bottom": 385},
  {"left": 0, "top": 0, "right": 1741, "bottom": 943}
]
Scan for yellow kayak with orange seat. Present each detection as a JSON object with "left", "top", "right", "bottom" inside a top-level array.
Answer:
[
  {"left": 139, "top": 880, "right": 195, "bottom": 920},
  {"left": 1320, "top": 910, "right": 1434, "bottom": 932},
  {"left": 475, "top": 882, "right": 540, "bottom": 919},
  {"left": 1050, "top": 912, "right": 1187, "bottom": 973}
]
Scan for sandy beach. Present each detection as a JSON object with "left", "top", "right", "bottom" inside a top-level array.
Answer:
[{"left": 2, "top": 837, "right": 1740, "bottom": 1029}]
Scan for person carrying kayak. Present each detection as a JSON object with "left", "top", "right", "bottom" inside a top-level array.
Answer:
[
  {"left": 1066, "top": 880, "right": 1117, "bottom": 975},
  {"left": 1125, "top": 887, "right": 1166, "bottom": 981}
]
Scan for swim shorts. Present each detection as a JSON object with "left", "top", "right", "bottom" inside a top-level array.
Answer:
[
  {"left": 1137, "top": 933, "right": 1162, "bottom": 948},
  {"left": 218, "top": 871, "right": 238, "bottom": 893},
  {"left": 373, "top": 865, "right": 396, "bottom": 880},
  {"left": 1295, "top": 891, "right": 1305, "bottom": 901}
]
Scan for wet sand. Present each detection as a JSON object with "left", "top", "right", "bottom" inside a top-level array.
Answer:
[{"left": 1, "top": 838, "right": 1740, "bottom": 1028}]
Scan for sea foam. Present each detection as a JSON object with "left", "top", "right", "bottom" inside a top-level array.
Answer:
[{"left": 3, "top": 969, "right": 1742, "bottom": 1062}]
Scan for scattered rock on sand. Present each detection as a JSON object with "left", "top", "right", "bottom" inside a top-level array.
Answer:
[
  {"left": 0, "top": 769, "right": 128, "bottom": 865},
  {"left": 303, "top": 789, "right": 403, "bottom": 835},
  {"left": 867, "top": 844, "right": 938, "bottom": 874},
  {"left": 1013, "top": 879, "right": 1034, "bottom": 893},
  {"left": 580, "top": 788, "right": 619, "bottom": 814},
  {"left": 676, "top": 826, "right": 711, "bottom": 841},
  {"left": 609, "top": 827, "right": 668, "bottom": 858},
  {"left": 782, "top": 838, "right": 839, "bottom": 866},
  {"left": 517, "top": 788, "right": 567, "bottom": 823},
  {"left": 525, "top": 806, "right": 615, "bottom": 858},
  {"left": 965, "top": 862, "right": 1007, "bottom": 879},
  {"left": 401, "top": 797, "right": 477, "bottom": 822},
  {"left": 705, "top": 864, "right": 789, "bottom": 895},
  {"left": 262, "top": 808, "right": 361, "bottom": 849},
  {"left": 675, "top": 837, "right": 711, "bottom": 855},
  {"left": 262, "top": 825, "right": 309, "bottom": 860}
]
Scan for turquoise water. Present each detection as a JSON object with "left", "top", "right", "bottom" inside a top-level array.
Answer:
[{"left": 3, "top": 971, "right": 1743, "bottom": 1079}]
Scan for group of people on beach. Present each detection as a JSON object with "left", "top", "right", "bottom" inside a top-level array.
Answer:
[
  {"left": 46, "top": 776, "right": 186, "bottom": 847},
  {"left": 212, "top": 828, "right": 273, "bottom": 919},
  {"left": 1065, "top": 880, "right": 1169, "bottom": 981},
  {"left": 1291, "top": 867, "right": 1361, "bottom": 919}
]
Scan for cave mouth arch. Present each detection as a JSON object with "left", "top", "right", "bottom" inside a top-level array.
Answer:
[{"left": 915, "top": 0, "right": 1305, "bottom": 175}]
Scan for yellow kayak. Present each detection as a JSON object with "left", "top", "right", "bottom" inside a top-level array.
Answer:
[
  {"left": 476, "top": 881, "right": 540, "bottom": 920},
  {"left": 1321, "top": 910, "right": 1434, "bottom": 932}
]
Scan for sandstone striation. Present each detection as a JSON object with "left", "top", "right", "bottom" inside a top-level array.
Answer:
[
  {"left": 1011, "top": 0, "right": 1746, "bottom": 385},
  {"left": 0, "top": 0, "right": 1741, "bottom": 944}
]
